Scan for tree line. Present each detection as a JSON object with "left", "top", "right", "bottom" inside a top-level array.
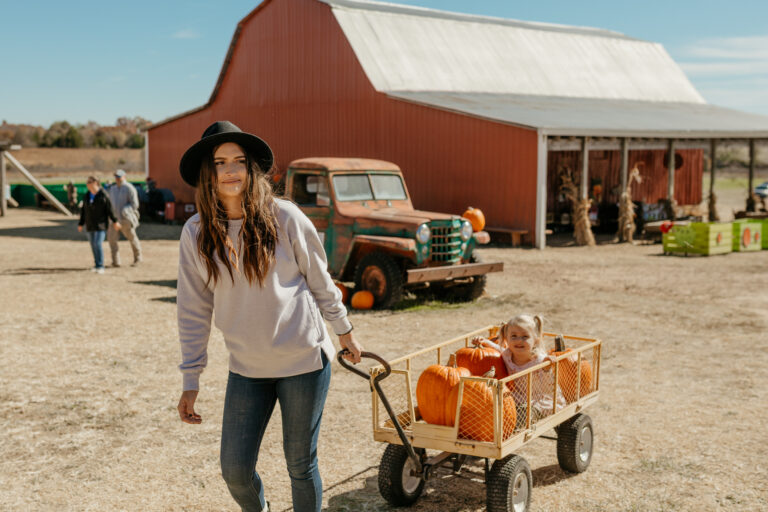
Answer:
[{"left": 0, "top": 117, "right": 151, "bottom": 149}]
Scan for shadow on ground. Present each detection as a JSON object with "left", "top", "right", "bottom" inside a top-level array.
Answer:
[
  {"left": 0, "top": 209, "right": 183, "bottom": 241},
  {"left": 1, "top": 266, "right": 87, "bottom": 276}
]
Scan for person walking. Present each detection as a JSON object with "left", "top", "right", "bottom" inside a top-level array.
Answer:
[
  {"left": 78, "top": 176, "right": 120, "bottom": 274},
  {"left": 175, "top": 121, "right": 363, "bottom": 512},
  {"left": 107, "top": 169, "right": 142, "bottom": 267}
]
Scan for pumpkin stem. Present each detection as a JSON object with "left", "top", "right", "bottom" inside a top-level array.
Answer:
[
  {"left": 554, "top": 334, "right": 566, "bottom": 352},
  {"left": 448, "top": 354, "right": 457, "bottom": 367},
  {"left": 482, "top": 367, "right": 496, "bottom": 379}
]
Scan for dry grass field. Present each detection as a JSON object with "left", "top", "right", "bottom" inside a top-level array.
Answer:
[
  {"left": 1, "top": 189, "right": 767, "bottom": 511},
  {"left": 5, "top": 148, "right": 145, "bottom": 184}
]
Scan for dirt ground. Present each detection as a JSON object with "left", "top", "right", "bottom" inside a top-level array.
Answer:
[{"left": 1, "top": 193, "right": 767, "bottom": 511}]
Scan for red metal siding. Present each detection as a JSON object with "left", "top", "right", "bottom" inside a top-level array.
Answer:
[
  {"left": 547, "top": 148, "right": 703, "bottom": 212},
  {"left": 148, "top": 0, "right": 538, "bottom": 240}
]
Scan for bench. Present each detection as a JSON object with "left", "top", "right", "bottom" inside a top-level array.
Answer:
[{"left": 485, "top": 227, "right": 529, "bottom": 247}]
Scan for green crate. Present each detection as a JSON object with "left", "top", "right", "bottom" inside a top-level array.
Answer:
[
  {"left": 732, "top": 219, "right": 762, "bottom": 252},
  {"left": 662, "top": 222, "right": 732, "bottom": 256}
]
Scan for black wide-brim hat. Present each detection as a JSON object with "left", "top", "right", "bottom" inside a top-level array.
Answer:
[{"left": 179, "top": 121, "right": 274, "bottom": 187}]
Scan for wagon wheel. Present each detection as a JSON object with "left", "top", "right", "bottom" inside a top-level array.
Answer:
[
  {"left": 378, "top": 444, "right": 426, "bottom": 506},
  {"left": 556, "top": 413, "right": 594, "bottom": 473},
  {"left": 354, "top": 252, "right": 404, "bottom": 309},
  {"left": 486, "top": 454, "right": 532, "bottom": 512}
]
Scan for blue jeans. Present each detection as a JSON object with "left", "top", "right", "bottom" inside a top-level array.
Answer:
[
  {"left": 220, "top": 352, "right": 331, "bottom": 512},
  {"left": 86, "top": 230, "right": 106, "bottom": 268}
]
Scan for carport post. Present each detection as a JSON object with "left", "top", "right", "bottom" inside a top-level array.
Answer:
[
  {"left": 747, "top": 139, "right": 756, "bottom": 212},
  {"left": 0, "top": 150, "right": 6, "bottom": 217},
  {"left": 581, "top": 137, "right": 590, "bottom": 200},
  {"left": 667, "top": 140, "right": 676, "bottom": 201},
  {"left": 535, "top": 131, "right": 548, "bottom": 249},
  {"left": 709, "top": 139, "right": 718, "bottom": 221},
  {"left": 619, "top": 138, "right": 629, "bottom": 194}
]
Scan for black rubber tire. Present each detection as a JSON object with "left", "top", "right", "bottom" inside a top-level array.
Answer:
[
  {"left": 486, "top": 454, "right": 532, "bottom": 512},
  {"left": 556, "top": 413, "right": 594, "bottom": 473},
  {"left": 354, "top": 252, "right": 404, "bottom": 309},
  {"left": 432, "top": 254, "right": 487, "bottom": 303},
  {"left": 378, "top": 444, "right": 425, "bottom": 507}
]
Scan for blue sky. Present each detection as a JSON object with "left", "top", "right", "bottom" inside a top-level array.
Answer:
[{"left": 2, "top": 0, "right": 767, "bottom": 126}]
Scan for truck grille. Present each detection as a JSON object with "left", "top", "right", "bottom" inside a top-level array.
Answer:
[{"left": 430, "top": 221, "right": 462, "bottom": 264}]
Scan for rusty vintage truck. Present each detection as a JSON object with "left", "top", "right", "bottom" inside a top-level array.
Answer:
[{"left": 284, "top": 158, "right": 503, "bottom": 308}]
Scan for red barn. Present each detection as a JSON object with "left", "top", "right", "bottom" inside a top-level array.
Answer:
[{"left": 146, "top": 0, "right": 768, "bottom": 247}]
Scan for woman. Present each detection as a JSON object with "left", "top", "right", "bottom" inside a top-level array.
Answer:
[
  {"left": 176, "top": 121, "right": 362, "bottom": 512},
  {"left": 77, "top": 176, "right": 120, "bottom": 274}
]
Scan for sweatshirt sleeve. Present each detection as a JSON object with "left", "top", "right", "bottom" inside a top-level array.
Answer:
[
  {"left": 286, "top": 203, "right": 352, "bottom": 336},
  {"left": 103, "top": 195, "right": 118, "bottom": 224},
  {"left": 177, "top": 223, "right": 214, "bottom": 391}
]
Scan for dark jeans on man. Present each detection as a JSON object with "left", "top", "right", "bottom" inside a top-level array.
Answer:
[
  {"left": 220, "top": 352, "right": 331, "bottom": 512},
  {"left": 86, "top": 230, "right": 106, "bottom": 269}
]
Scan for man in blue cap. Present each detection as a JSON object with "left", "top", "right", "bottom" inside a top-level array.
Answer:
[{"left": 107, "top": 169, "right": 142, "bottom": 267}]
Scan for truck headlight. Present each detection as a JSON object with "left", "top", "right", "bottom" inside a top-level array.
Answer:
[
  {"left": 416, "top": 224, "right": 431, "bottom": 244},
  {"left": 460, "top": 220, "right": 473, "bottom": 241}
]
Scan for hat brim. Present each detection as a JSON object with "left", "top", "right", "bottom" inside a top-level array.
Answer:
[{"left": 179, "top": 131, "right": 274, "bottom": 187}]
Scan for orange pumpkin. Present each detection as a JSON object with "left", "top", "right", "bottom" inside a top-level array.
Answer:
[
  {"left": 549, "top": 349, "right": 593, "bottom": 403},
  {"left": 335, "top": 282, "right": 350, "bottom": 304},
  {"left": 462, "top": 206, "right": 486, "bottom": 232},
  {"left": 350, "top": 290, "right": 374, "bottom": 310},
  {"left": 446, "top": 369, "right": 516, "bottom": 442},
  {"left": 455, "top": 345, "right": 508, "bottom": 379},
  {"left": 416, "top": 354, "right": 471, "bottom": 426}
]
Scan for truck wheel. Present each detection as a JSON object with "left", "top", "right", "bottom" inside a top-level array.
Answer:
[
  {"left": 378, "top": 444, "right": 425, "bottom": 507},
  {"left": 435, "top": 254, "right": 487, "bottom": 302},
  {"left": 354, "top": 253, "right": 404, "bottom": 309},
  {"left": 556, "top": 413, "right": 593, "bottom": 473},
  {"left": 486, "top": 454, "right": 532, "bottom": 512}
]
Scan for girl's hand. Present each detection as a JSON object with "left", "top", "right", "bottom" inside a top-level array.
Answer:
[
  {"left": 471, "top": 336, "right": 489, "bottom": 347},
  {"left": 544, "top": 355, "right": 558, "bottom": 371},
  {"left": 339, "top": 332, "right": 362, "bottom": 363},
  {"left": 178, "top": 390, "right": 202, "bottom": 424}
]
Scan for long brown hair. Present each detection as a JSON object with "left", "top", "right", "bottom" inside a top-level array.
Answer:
[{"left": 195, "top": 148, "right": 278, "bottom": 286}]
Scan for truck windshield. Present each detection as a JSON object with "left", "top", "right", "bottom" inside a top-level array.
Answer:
[
  {"left": 332, "top": 175, "right": 374, "bottom": 201},
  {"left": 370, "top": 174, "right": 407, "bottom": 200}
]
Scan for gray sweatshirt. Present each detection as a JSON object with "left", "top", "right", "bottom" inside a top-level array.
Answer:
[
  {"left": 108, "top": 182, "right": 140, "bottom": 226},
  {"left": 177, "top": 199, "right": 351, "bottom": 391}
]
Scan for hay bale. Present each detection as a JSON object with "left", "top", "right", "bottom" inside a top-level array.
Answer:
[{"left": 558, "top": 167, "right": 595, "bottom": 246}]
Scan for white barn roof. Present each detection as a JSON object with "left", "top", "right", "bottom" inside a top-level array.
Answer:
[{"left": 323, "top": 0, "right": 768, "bottom": 137}]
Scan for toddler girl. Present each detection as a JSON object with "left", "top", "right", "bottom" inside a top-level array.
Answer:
[{"left": 473, "top": 314, "right": 565, "bottom": 423}]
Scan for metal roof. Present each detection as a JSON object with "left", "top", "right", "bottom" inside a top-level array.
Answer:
[
  {"left": 387, "top": 92, "right": 768, "bottom": 138},
  {"left": 324, "top": 0, "right": 704, "bottom": 103}
]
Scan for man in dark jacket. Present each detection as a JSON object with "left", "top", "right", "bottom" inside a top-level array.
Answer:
[{"left": 78, "top": 177, "right": 120, "bottom": 274}]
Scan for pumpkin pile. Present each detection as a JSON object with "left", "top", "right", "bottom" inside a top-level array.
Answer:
[
  {"left": 416, "top": 348, "right": 516, "bottom": 442},
  {"left": 549, "top": 336, "right": 593, "bottom": 403}
]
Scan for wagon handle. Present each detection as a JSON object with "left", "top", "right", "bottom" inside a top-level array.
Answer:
[
  {"left": 337, "top": 349, "right": 391, "bottom": 382},
  {"left": 337, "top": 349, "right": 423, "bottom": 475}
]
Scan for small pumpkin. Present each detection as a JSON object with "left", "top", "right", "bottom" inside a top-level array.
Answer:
[
  {"left": 335, "top": 282, "right": 350, "bottom": 304},
  {"left": 350, "top": 290, "right": 374, "bottom": 310},
  {"left": 447, "top": 368, "right": 516, "bottom": 442},
  {"left": 462, "top": 206, "right": 486, "bottom": 232},
  {"left": 549, "top": 348, "right": 593, "bottom": 403},
  {"left": 455, "top": 345, "right": 508, "bottom": 379},
  {"left": 416, "top": 354, "right": 471, "bottom": 426}
]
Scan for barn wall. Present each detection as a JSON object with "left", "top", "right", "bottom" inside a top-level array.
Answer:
[{"left": 147, "top": 0, "right": 539, "bottom": 239}]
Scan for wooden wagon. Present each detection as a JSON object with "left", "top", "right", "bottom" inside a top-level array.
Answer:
[{"left": 339, "top": 325, "right": 602, "bottom": 512}]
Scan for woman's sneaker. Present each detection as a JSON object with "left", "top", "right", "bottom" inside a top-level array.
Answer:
[{"left": 95, "top": 268, "right": 105, "bottom": 274}]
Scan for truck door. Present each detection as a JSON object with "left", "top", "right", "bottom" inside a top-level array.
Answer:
[{"left": 290, "top": 172, "right": 334, "bottom": 262}]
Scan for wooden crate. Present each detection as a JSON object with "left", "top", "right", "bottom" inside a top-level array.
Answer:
[
  {"left": 662, "top": 222, "right": 732, "bottom": 256},
  {"left": 732, "top": 219, "right": 762, "bottom": 252}
]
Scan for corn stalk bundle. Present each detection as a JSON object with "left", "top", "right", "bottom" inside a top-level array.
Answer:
[
  {"left": 617, "top": 166, "right": 642, "bottom": 243},
  {"left": 558, "top": 167, "right": 595, "bottom": 246}
]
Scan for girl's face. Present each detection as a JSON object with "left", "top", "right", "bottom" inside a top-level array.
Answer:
[
  {"left": 213, "top": 142, "right": 248, "bottom": 200},
  {"left": 504, "top": 324, "right": 534, "bottom": 360}
]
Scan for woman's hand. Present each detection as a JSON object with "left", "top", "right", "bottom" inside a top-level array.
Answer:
[
  {"left": 339, "top": 332, "right": 362, "bottom": 363},
  {"left": 77, "top": 225, "right": 83, "bottom": 233},
  {"left": 177, "top": 390, "right": 202, "bottom": 424}
]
